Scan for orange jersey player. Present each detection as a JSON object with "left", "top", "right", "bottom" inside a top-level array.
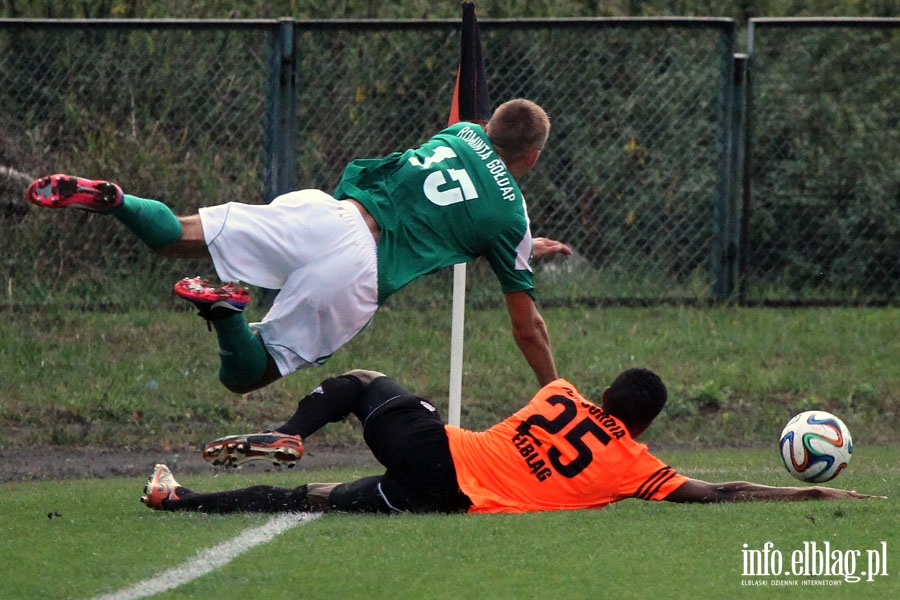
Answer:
[
  {"left": 446, "top": 380, "right": 686, "bottom": 513},
  {"left": 142, "top": 368, "right": 882, "bottom": 514}
]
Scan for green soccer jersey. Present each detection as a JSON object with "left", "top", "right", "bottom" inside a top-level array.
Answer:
[{"left": 334, "top": 122, "right": 534, "bottom": 304}]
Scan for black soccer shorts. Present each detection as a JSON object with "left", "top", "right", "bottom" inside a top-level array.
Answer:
[{"left": 329, "top": 376, "right": 472, "bottom": 513}]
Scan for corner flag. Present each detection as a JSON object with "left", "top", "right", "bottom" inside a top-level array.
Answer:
[
  {"left": 448, "top": 2, "right": 492, "bottom": 126},
  {"left": 447, "top": 1, "right": 491, "bottom": 426}
]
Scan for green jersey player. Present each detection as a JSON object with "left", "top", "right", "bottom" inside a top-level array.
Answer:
[
  {"left": 26, "top": 99, "right": 571, "bottom": 394},
  {"left": 337, "top": 121, "right": 535, "bottom": 302}
]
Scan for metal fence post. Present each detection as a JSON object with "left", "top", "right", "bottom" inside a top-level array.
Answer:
[
  {"left": 712, "top": 26, "right": 737, "bottom": 300},
  {"left": 738, "top": 23, "right": 757, "bottom": 305},
  {"left": 721, "top": 53, "right": 747, "bottom": 302},
  {"left": 263, "top": 18, "right": 297, "bottom": 204}
]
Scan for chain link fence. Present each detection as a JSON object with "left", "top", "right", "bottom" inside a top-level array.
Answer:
[
  {"left": 1, "top": 20, "right": 274, "bottom": 308},
  {"left": 0, "top": 18, "right": 895, "bottom": 310},
  {"left": 292, "top": 19, "right": 737, "bottom": 308},
  {"left": 743, "top": 19, "right": 899, "bottom": 304}
]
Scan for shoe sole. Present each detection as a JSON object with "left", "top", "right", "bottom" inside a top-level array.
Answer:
[
  {"left": 173, "top": 278, "right": 250, "bottom": 310},
  {"left": 27, "top": 175, "right": 122, "bottom": 211},
  {"left": 141, "top": 465, "right": 180, "bottom": 508},
  {"left": 203, "top": 439, "right": 303, "bottom": 468}
]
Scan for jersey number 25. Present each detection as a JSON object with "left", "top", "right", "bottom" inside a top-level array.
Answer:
[{"left": 518, "top": 395, "right": 612, "bottom": 478}]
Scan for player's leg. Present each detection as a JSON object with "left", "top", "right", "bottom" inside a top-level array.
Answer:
[
  {"left": 318, "top": 472, "right": 468, "bottom": 514},
  {"left": 276, "top": 372, "right": 375, "bottom": 436},
  {"left": 210, "top": 316, "right": 280, "bottom": 393},
  {"left": 141, "top": 463, "right": 372, "bottom": 514},
  {"left": 327, "top": 476, "right": 395, "bottom": 513},
  {"left": 202, "top": 372, "right": 371, "bottom": 467},
  {"left": 173, "top": 256, "right": 376, "bottom": 396},
  {"left": 172, "top": 276, "right": 276, "bottom": 393},
  {"left": 352, "top": 380, "right": 472, "bottom": 513},
  {"left": 169, "top": 190, "right": 373, "bottom": 394},
  {"left": 241, "top": 193, "right": 378, "bottom": 379},
  {"left": 25, "top": 174, "right": 196, "bottom": 255},
  {"left": 155, "top": 215, "right": 210, "bottom": 258},
  {"left": 185, "top": 190, "right": 377, "bottom": 396},
  {"left": 141, "top": 464, "right": 315, "bottom": 513},
  {"left": 199, "top": 373, "right": 469, "bottom": 512}
]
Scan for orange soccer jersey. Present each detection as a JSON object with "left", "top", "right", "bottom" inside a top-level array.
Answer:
[{"left": 445, "top": 379, "right": 688, "bottom": 514}]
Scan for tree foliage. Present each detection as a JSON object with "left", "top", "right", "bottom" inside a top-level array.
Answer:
[{"left": 2, "top": 0, "right": 897, "bottom": 21}]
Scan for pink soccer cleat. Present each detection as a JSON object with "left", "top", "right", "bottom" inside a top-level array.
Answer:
[{"left": 26, "top": 174, "right": 123, "bottom": 212}]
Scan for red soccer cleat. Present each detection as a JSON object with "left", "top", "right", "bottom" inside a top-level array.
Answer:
[
  {"left": 173, "top": 277, "right": 250, "bottom": 323},
  {"left": 26, "top": 174, "right": 123, "bottom": 212}
]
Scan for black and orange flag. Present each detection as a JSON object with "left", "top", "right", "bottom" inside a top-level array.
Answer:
[{"left": 448, "top": 2, "right": 492, "bottom": 126}]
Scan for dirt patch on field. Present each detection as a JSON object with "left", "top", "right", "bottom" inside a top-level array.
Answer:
[{"left": 0, "top": 444, "right": 378, "bottom": 483}]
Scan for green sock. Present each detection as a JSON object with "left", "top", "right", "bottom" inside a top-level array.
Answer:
[
  {"left": 212, "top": 314, "right": 270, "bottom": 389},
  {"left": 112, "top": 194, "right": 183, "bottom": 249}
]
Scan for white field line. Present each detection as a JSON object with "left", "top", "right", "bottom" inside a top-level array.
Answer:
[{"left": 91, "top": 512, "right": 320, "bottom": 600}]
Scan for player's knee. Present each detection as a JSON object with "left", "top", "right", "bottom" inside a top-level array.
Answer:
[
  {"left": 328, "top": 476, "right": 395, "bottom": 513},
  {"left": 221, "top": 379, "right": 262, "bottom": 395},
  {"left": 343, "top": 369, "right": 385, "bottom": 386},
  {"left": 219, "top": 354, "right": 282, "bottom": 394}
]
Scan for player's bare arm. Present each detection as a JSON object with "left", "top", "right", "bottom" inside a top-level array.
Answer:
[
  {"left": 664, "top": 478, "right": 886, "bottom": 503},
  {"left": 504, "top": 290, "right": 557, "bottom": 386}
]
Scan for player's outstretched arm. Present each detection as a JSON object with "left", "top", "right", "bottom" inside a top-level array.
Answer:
[
  {"left": 505, "top": 291, "right": 558, "bottom": 386},
  {"left": 664, "top": 478, "right": 886, "bottom": 503}
]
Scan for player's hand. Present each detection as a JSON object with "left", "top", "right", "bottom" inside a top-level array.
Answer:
[
  {"left": 812, "top": 487, "right": 887, "bottom": 500},
  {"left": 532, "top": 237, "right": 572, "bottom": 260}
]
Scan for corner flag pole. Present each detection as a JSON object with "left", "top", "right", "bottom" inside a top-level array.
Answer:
[{"left": 447, "top": 1, "right": 491, "bottom": 427}]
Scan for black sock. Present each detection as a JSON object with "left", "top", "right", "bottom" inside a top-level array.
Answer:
[{"left": 164, "top": 485, "right": 310, "bottom": 513}]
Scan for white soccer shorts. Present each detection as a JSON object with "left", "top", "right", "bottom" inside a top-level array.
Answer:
[{"left": 199, "top": 189, "right": 378, "bottom": 375}]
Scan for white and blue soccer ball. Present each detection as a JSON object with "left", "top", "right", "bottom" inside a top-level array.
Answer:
[{"left": 779, "top": 410, "right": 853, "bottom": 483}]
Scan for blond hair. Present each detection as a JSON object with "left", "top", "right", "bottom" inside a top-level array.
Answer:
[{"left": 484, "top": 99, "right": 550, "bottom": 162}]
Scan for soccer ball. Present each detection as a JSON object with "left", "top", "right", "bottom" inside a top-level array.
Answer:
[{"left": 779, "top": 410, "right": 852, "bottom": 483}]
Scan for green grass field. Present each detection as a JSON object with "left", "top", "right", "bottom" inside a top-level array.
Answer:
[
  {"left": 2, "top": 305, "right": 898, "bottom": 449},
  {"left": 1, "top": 305, "right": 897, "bottom": 597},
  {"left": 1, "top": 447, "right": 896, "bottom": 599}
]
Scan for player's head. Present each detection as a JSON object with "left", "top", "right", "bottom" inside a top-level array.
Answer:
[
  {"left": 600, "top": 368, "right": 667, "bottom": 438},
  {"left": 485, "top": 98, "right": 550, "bottom": 167}
]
